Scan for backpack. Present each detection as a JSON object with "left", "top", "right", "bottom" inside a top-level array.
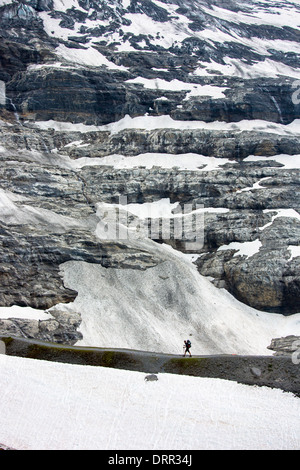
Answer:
[{"left": 186, "top": 340, "right": 191, "bottom": 348}]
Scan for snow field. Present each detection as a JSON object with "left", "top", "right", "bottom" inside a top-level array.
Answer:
[
  {"left": 202, "top": 2, "right": 300, "bottom": 29},
  {"left": 0, "top": 188, "right": 86, "bottom": 230},
  {"left": 193, "top": 56, "right": 300, "bottom": 80},
  {"left": 57, "top": 242, "right": 300, "bottom": 355},
  {"left": 0, "top": 305, "right": 50, "bottom": 321},
  {"left": 34, "top": 0, "right": 300, "bottom": 80},
  {"left": 66, "top": 152, "right": 232, "bottom": 171},
  {"left": 288, "top": 245, "right": 300, "bottom": 261},
  {"left": 260, "top": 208, "right": 300, "bottom": 231},
  {"left": 217, "top": 239, "right": 262, "bottom": 259},
  {"left": 55, "top": 44, "right": 127, "bottom": 70},
  {"left": 125, "top": 77, "right": 228, "bottom": 100},
  {"left": 245, "top": 154, "right": 300, "bottom": 169},
  {"left": 33, "top": 115, "right": 300, "bottom": 135},
  {"left": 0, "top": 354, "right": 299, "bottom": 450}
]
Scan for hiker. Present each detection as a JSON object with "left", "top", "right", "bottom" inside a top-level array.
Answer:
[{"left": 183, "top": 339, "right": 192, "bottom": 357}]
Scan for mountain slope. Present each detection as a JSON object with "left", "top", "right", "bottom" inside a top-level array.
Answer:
[
  {"left": 0, "top": 0, "right": 299, "bottom": 352},
  {"left": 0, "top": 354, "right": 299, "bottom": 450}
]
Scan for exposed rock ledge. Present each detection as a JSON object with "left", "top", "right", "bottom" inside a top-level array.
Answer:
[
  {"left": 268, "top": 335, "right": 300, "bottom": 357},
  {"left": 1, "top": 336, "right": 299, "bottom": 397}
]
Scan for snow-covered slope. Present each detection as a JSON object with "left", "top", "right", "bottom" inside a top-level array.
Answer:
[
  {"left": 56, "top": 242, "right": 300, "bottom": 355},
  {"left": 34, "top": 0, "right": 300, "bottom": 79},
  {"left": 0, "top": 354, "right": 299, "bottom": 450},
  {"left": 2, "top": 231, "right": 300, "bottom": 355}
]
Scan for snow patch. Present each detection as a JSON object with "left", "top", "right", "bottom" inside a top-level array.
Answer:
[
  {"left": 96, "top": 198, "right": 229, "bottom": 222},
  {"left": 121, "top": 12, "right": 191, "bottom": 50},
  {"left": 288, "top": 245, "right": 300, "bottom": 261},
  {"left": 244, "top": 154, "right": 300, "bottom": 169},
  {"left": 260, "top": 209, "right": 300, "bottom": 231},
  {"left": 97, "top": 115, "right": 300, "bottom": 135},
  {"left": 55, "top": 44, "right": 127, "bottom": 70},
  {"left": 33, "top": 120, "right": 101, "bottom": 133},
  {"left": 119, "top": 198, "right": 180, "bottom": 219},
  {"left": 202, "top": 3, "right": 300, "bottom": 29},
  {"left": 33, "top": 116, "right": 300, "bottom": 135},
  {"left": 0, "top": 188, "right": 86, "bottom": 230},
  {"left": 0, "top": 305, "right": 51, "bottom": 321},
  {"left": 126, "top": 77, "right": 227, "bottom": 99},
  {"left": 236, "top": 177, "right": 272, "bottom": 193},
  {"left": 68, "top": 152, "right": 232, "bottom": 172},
  {"left": 0, "top": 354, "right": 300, "bottom": 450},
  {"left": 193, "top": 57, "right": 300, "bottom": 80},
  {"left": 52, "top": 0, "right": 87, "bottom": 12},
  {"left": 217, "top": 239, "right": 262, "bottom": 258}
]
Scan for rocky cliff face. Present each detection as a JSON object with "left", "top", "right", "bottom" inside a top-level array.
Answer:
[{"left": 0, "top": 0, "right": 299, "bottom": 347}]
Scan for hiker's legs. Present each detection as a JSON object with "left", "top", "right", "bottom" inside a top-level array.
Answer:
[{"left": 183, "top": 348, "right": 192, "bottom": 357}]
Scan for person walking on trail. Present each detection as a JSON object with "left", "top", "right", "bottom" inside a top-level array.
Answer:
[{"left": 183, "top": 339, "right": 192, "bottom": 357}]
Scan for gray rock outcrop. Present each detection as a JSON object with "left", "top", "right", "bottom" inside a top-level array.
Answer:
[{"left": 268, "top": 335, "right": 300, "bottom": 357}]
